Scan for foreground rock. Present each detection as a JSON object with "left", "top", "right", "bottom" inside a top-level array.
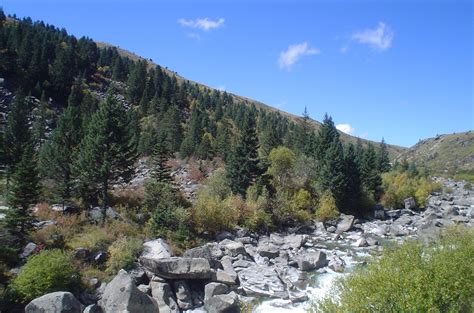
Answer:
[
  {"left": 99, "top": 269, "right": 158, "bottom": 313},
  {"left": 237, "top": 265, "right": 287, "bottom": 298},
  {"left": 336, "top": 215, "right": 355, "bottom": 234},
  {"left": 141, "top": 257, "right": 212, "bottom": 280},
  {"left": 25, "top": 292, "right": 82, "bottom": 313},
  {"left": 205, "top": 291, "right": 240, "bottom": 313},
  {"left": 296, "top": 250, "right": 327, "bottom": 271}
]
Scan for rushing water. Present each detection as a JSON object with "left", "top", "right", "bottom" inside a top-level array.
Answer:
[{"left": 253, "top": 250, "right": 370, "bottom": 312}]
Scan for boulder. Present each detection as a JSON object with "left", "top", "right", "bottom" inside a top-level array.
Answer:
[
  {"left": 150, "top": 282, "right": 179, "bottom": 313},
  {"left": 98, "top": 269, "right": 158, "bottom": 313},
  {"left": 92, "top": 251, "right": 108, "bottom": 263},
  {"left": 20, "top": 242, "right": 38, "bottom": 259},
  {"left": 50, "top": 204, "right": 80, "bottom": 214},
  {"left": 183, "top": 245, "right": 212, "bottom": 260},
  {"left": 336, "top": 215, "right": 355, "bottom": 234},
  {"left": 282, "top": 234, "right": 305, "bottom": 250},
  {"left": 219, "top": 239, "right": 246, "bottom": 257},
  {"left": 205, "top": 291, "right": 240, "bottom": 313},
  {"left": 373, "top": 205, "right": 385, "bottom": 219},
  {"left": 25, "top": 292, "right": 82, "bottom": 313},
  {"left": 141, "top": 239, "right": 173, "bottom": 261},
  {"left": 296, "top": 251, "right": 327, "bottom": 271},
  {"left": 404, "top": 197, "right": 417, "bottom": 210},
  {"left": 90, "top": 207, "right": 119, "bottom": 221},
  {"left": 204, "top": 282, "right": 229, "bottom": 301},
  {"left": 257, "top": 241, "right": 280, "bottom": 259},
  {"left": 216, "top": 231, "right": 235, "bottom": 241},
  {"left": 174, "top": 281, "right": 193, "bottom": 310},
  {"left": 328, "top": 257, "right": 345, "bottom": 272},
  {"left": 354, "top": 238, "right": 368, "bottom": 247},
  {"left": 73, "top": 247, "right": 91, "bottom": 260},
  {"left": 326, "top": 226, "right": 336, "bottom": 233},
  {"left": 141, "top": 257, "right": 212, "bottom": 280},
  {"left": 238, "top": 266, "right": 287, "bottom": 298},
  {"left": 275, "top": 266, "right": 307, "bottom": 290}
]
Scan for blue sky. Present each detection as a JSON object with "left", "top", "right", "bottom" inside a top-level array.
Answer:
[{"left": 2, "top": 0, "right": 473, "bottom": 147}]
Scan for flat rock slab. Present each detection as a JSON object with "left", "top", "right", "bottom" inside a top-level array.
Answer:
[
  {"left": 238, "top": 265, "right": 287, "bottom": 298},
  {"left": 141, "top": 257, "right": 212, "bottom": 280}
]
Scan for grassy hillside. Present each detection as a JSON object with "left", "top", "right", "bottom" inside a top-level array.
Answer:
[
  {"left": 396, "top": 131, "right": 474, "bottom": 174},
  {"left": 96, "top": 41, "right": 407, "bottom": 159}
]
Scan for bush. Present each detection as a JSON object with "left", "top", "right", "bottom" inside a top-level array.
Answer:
[
  {"left": 314, "top": 226, "right": 474, "bottom": 312},
  {"left": 464, "top": 182, "right": 472, "bottom": 190},
  {"left": 381, "top": 172, "right": 442, "bottom": 208},
  {"left": 191, "top": 191, "right": 239, "bottom": 236},
  {"left": 9, "top": 249, "right": 80, "bottom": 302},
  {"left": 316, "top": 191, "right": 340, "bottom": 221},
  {"left": 106, "top": 236, "right": 143, "bottom": 275}
]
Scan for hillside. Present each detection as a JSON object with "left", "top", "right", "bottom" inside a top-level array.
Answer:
[
  {"left": 396, "top": 131, "right": 474, "bottom": 174},
  {"left": 96, "top": 41, "right": 406, "bottom": 159}
]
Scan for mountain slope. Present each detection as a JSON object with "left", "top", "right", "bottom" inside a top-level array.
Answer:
[
  {"left": 396, "top": 131, "right": 474, "bottom": 174},
  {"left": 96, "top": 41, "right": 407, "bottom": 159}
]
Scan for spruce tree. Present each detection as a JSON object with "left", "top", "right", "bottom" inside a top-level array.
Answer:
[
  {"left": 39, "top": 105, "right": 80, "bottom": 208},
  {"left": 73, "top": 93, "right": 136, "bottom": 222},
  {"left": 315, "top": 114, "right": 340, "bottom": 163},
  {"left": 319, "top": 136, "right": 347, "bottom": 208},
  {"left": 6, "top": 145, "right": 40, "bottom": 240},
  {"left": 149, "top": 132, "right": 172, "bottom": 184},
  {"left": 226, "top": 111, "right": 260, "bottom": 196},
  {"left": 342, "top": 143, "right": 363, "bottom": 214},
  {"left": 4, "top": 93, "right": 31, "bottom": 176},
  {"left": 377, "top": 138, "right": 391, "bottom": 173},
  {"left": 361, "top": 144, "right": 382, "bottom": 200}
]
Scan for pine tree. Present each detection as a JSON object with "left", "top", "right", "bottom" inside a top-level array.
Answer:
[
  {"left": 226, "top": 111, "right": 260, "bottom": 196},
  {"left": 342, "top": 143, "right": 363, "bottom": 214},
  {"left": 377, "top": 138, "right": 391, "bottom": 173},
  {"left": 295, "top": 107, "right": 315, "bottom": 155},
  {"left": 361, "top": 143, "right": 382, "bottom": 200},
  {"left": 214, "top": 120, "right": 231, "bottom": 160},
  {"left": 315, "top": 114, "right": 340, "bottom": 163},
  {"left": 4, "top": 93, "right": 31, "bottom": 176},
  {"left": 73, "top": 93, "right": 136, "bottom": 223},
  {"left": 149, "top": 132, "right": 172, "bottom": 184},
  {"left": 196, "top": 133, "right": 213, "bottom": 160},
  {"left": 32, "top": 92, "right": 50, "bottom": 148},
  {"left": 39, "top": 105, "right": 80, "bottom": 207},
  {"left": 6, "top": 145, "right": 40, "bottom": 241},
  {"left": 319, "top": 136, "right": 347, "bottom": 208}
]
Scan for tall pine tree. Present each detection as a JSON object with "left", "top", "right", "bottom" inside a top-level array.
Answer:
[
  {"left": 226, "top": 111, "right": 260, "bottom": 196},
  {"left": 73, "top": 93, "right": 136, "bottom": 222}
]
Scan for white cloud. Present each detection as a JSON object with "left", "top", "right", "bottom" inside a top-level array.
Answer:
[
  {"left": 278, "top": 42, "right": 320, "bottom": 70},
  {"left": 336, "top": 123, "right": 355, "bottom": 135},
  {"left": 178, "top": 18, "right": 225, "bottom": 31},
  {"left": 352, "top": 22, "right": 394, "bottom": 51}
]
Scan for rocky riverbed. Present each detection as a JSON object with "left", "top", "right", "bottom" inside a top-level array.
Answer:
[{"left": 24, "top": 177, "right": 473, "bottom": 312}]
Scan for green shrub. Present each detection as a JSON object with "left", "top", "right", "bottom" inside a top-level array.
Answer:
[
  {"left": 10, "top": 249, "right": 80, "bottom": 302},
  {"left": 106, "top": 237, "right": 143, "bottom": 275},
  {"left": 381, "top": 172, "right": 441, "bottom": 208},
  {"left": 464, "top": 182, "right": 472, "bottom": 190},
  {"left": 314, "top": 226, "right": 474, "bottom": 312},
  {"left": 316, "top": 191, "right": 340, "bottom": 221}
]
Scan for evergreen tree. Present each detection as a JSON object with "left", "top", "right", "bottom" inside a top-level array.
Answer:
[
  {"left": 295, "top": 107, "right": 315, "bottom": 155},
  {"left": 32, "top": 92, "right": 50, "bottom": 148},
  {"left": 73, "top": 93, "right": 136, "bottom": 223},
  {"left": 127, "top": 60, "right": 147, "bottom": 104},
  {"left": 319, "top": 136, "right": 347, "bottom": 208},
  {"left": 342, "top": 143, "right": 363, "bottom": 214},
  {"left": 6, "top": 145, "right": 39, "bottom": 241},
  {"left": 226, "top": 111, "right": 260, "bottom": 196},
  {"left": 196, "top": 133, "right": 213, "bottom": 160},
  {"left": 214, "top": 120, "right": 231, "bottom": 160},
  {"left": 377, "top": 138, "right": 391, "bottom": 173},
  {"left": 149, "top": 132, "right": 172, "bottom": 184},
  {"left": 39, "top": 105, "right": 80, "bottom": 207},
  {"left": 361, "top": 143, "right": 382, "bottom": 200},
  {"left": 4, "top": 93, "right": 31, "bottom": 175},
  {"left": 315, "top": 114, "right": 340, "bottom": 163}
]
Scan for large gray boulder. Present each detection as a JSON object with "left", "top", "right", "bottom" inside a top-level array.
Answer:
[
  {"left": 25, "top": 292, "right": 82, "bottom": 313},
  {"left": 204, "top": 291, "right": 240, "bottom": 313},
  {"left": 219, "top": 239, "right": 246, "bottom": 257},
  {"left": 204, "top": 282, "right": 229, "bottom": 302},
  {"left": 98, "top": 270, "right": 158, "bottom": 313},
  {"left": 282, "top": 234, "right": 305, "bottom": 250},
  {"left": 150, "top": 281, "right": 178, "bottom": 313},
  {"left": 141, "top": 257, "right": 212, "bottom": 280},
  {"left": 257, "top": 241, "right": 280, "bottom": 258},
  {"left": 237, "top": 266, "right": 287, "bottom": 298},
  {"left": 141, "top": 239, "right": 173, "bottom": 261},
  {"left": 336, "top": 215, "right": 355, "bottom": 234},
  {"left": 296, "top": 251, "right": 327, "bottom": 271},
  {"left": 20, "top": 242, "right": 37, "bottom": 259}
]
